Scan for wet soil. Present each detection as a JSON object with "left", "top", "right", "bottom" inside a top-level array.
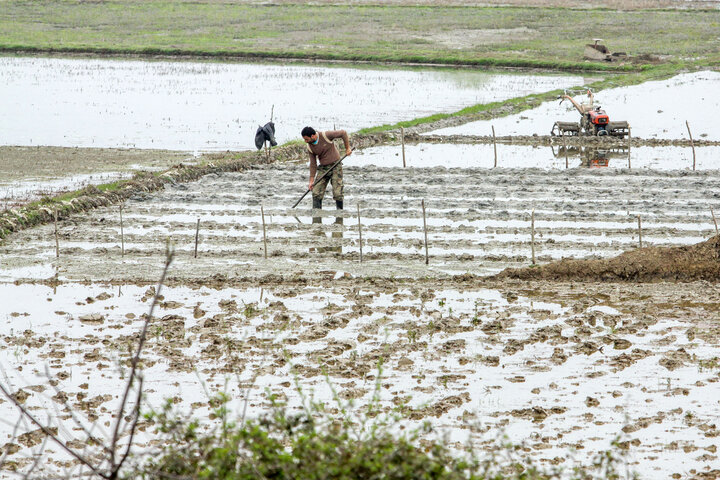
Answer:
[
  {"left": 0, "top": 146, "right": 191, "bottom": 206},
  {"left": 496, "top": 236, "right": 720, "bottom": 282},
  {"left": 3, "top": 78, "right": 720, "bottom": 478},
  {"left": 1, "top": 277, "right": 719, "bottom": 478},
  {"left": 3, "top": 158, "right": 719, "bottom": 283},
  {"left": 411, "top": 133, "right": 720, "bottom": 148}
]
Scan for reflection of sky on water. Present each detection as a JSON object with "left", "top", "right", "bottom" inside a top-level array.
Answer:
[
  {"left": 429, "top": 71, "right": 720, "bottom": 140},
  {"left": 0, "top": 57, "right": 583, "bottom": 151},
  {"left": 346, "top": 143, "right": 720, "bottom": 170}
]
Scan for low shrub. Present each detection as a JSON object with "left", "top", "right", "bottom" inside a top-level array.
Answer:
[{"left": 130, "top": 383, "right": 636, "bottom": 480}]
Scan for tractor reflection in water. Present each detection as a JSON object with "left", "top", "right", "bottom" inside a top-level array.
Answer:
[{"left": 552, "top": 145, "right": 629, "bottom": 168}]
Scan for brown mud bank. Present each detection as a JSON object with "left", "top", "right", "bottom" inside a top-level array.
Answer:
[{"left": 495, "top": 235, "right": 720, "bottom": 282}]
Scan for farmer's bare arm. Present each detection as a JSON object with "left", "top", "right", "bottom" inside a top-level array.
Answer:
[
  {"left": 308, "top": 154, "right": 317, "bottom": 189},
  {"left": 327, "top": 130, "right": 352, "bottom": 155}
]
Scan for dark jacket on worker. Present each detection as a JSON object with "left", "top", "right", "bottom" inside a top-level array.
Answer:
[{"left": 255, "top": 122, "right": 277, "bottom": 150}]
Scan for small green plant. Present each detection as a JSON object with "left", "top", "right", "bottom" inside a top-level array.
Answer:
[
  {"left": 698, "top": 356, "right": 719, "bottom": 373},
  {"left": 241, "top": 301, "right": 261, "bottom": 319}
]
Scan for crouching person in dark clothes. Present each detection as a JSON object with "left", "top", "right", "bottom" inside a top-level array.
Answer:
[{"left": 301, "top": 127, "right": 352, "bottom": 219}]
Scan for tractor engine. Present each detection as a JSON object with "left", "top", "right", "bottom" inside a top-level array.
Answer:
[{"left": 587, "top": 108, "right": 609, "bottom": 136}]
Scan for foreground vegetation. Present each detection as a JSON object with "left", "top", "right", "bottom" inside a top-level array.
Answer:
[
  {"left": 1, "top": 1, "right": 719, "bottom": 71},
  {"left": 130, "top": 390, "right": 635, "bottom": 480}
]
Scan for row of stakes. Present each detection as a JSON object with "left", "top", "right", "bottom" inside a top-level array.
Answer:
[
  {"left": 399, "top": 120, "right": 701, "bottom": 170},
  {"left": 51, "top": 202, "right": 720, "bottom": 266},
  {"left": 46, "top": 120, "right": 709, "bottom": 262}
]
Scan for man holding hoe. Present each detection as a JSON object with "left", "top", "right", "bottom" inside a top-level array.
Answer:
[{"left": 301, "top": 126, "right": 352, "bottom": 212}]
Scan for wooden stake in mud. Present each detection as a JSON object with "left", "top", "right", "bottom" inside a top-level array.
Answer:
[
  {"left": 627, "top": 126, "right": 632, "bottom": 169},
  {"left": 531, "top": 208, "right": 536, "bottom": 265},
  {"left": 686, "top": 120, "right": 696, "bottom": 171},
  {"left": 120, "top": 203, "right": 125, "bottom": 257},
  {"left": 357, "top": 203, "right": 363, "bottom": 263},
  {"left": 54, "top": 208, "right": 60, "bottom": 259},
  {"left": 562, "top": 134, "right": 568, "bottom": 169},
  {"left": 265, "top": 104, "right": 275, "bottom": 163},
  {"left": 261, "top": 205, "right": 268, "bottom": 259},
  {"left": 492, "top": 125, "right": 498, "bottom": 168},
  {"left": 637, "top": 215, "right": 643, "bottom": 248},
  {"left": 401, "top": 126, "right": 406, "bottom": 168},
  {"left": 711, "top": 207, "right": 719, "bottom": 236},
  {"left": 421, "top": 199, "right": 429, "bottom": 265},
  {"left": 194, "top": 218, "right": 200, "bottom": 259}
]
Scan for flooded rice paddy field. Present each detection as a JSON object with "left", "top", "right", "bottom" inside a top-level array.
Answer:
[
  {"left": 1, "top": 278, "right": 719, "bottom": 478},
  {"left": 0, "top": 56, "right": 586, "bottom": 151},
  {"left": 2, "top": 160, "right": 720, "bottom": 476},
  {"left": 350, "top": 143, "right": 720, "bottom": 170},
  {"left": 2, "top": 64, "right": 720, "bottom": 477},
  {"left": 3, "top": 162, "right": 720, "bottom": 282},
  {"left": 428, "top": 71, "right": 720, "bottom": 141}
]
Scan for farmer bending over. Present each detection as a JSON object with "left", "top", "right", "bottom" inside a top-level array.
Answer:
[{"left": 302, "top": 126, "right": 352, "bottom": 211}]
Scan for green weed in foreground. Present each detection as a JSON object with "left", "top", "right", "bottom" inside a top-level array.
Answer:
[{"left": 132, "top": 374, "right": 637, "bottom": 480}]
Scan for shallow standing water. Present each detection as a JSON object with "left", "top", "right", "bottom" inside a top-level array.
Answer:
[
  {"left": 0, "top": 56, "right": 585, "bottom": 151},
  {"left": 1, "top": 278, "right": 719, "bottom": 479},
  {"left": 428, "top": 71, "right": 720, "bottom": 141},
  {"left": 348, "top": 143, "right": 720, "bottom": 170}
]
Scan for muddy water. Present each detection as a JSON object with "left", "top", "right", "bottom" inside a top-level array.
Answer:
[
  {"left": 1, "top": 279, "right": 718, "bottom": 478},
  {"left": 2, "top": 162, "right": 719, "bottom": 283},
  {"left": 428, "top": 71, "right": 720, "bottom": 141},
  {"left": 0, "top": 57, "right": 585, "bottom": 151}
]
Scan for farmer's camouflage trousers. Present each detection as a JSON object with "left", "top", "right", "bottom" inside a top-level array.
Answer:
[{"left": 311, "top": 164, "right": 344, "bottom": 202}]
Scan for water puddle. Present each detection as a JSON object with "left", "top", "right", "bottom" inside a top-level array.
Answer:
[
  {"left": 0, "top": 171, "right": 132, "bottom": 206},
  {"left": 349, "top": 143, "right": 720, "bottom": 170}
]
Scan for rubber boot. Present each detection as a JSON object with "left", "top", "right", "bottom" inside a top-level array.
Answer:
[
  {"left": 332, "top": 201, "right": 344, "bottom": 253},
  {"left": 312, "top": 197, "right": 322, "bottom": 224}
]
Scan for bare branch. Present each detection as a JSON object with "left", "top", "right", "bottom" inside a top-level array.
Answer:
[
  {"left": 0, "top": 381, "right": 106, "bottom": 478},
  {"left": 0, "top": 416, "right": 23, "bottom": 468},
  {"left": 110, "top": 242, "right": 174, "bottom": 476},
  {"left": 113, "top": 375, "right": 144, "bottom": 475},
  {"left": 43, "top": 365, "right": 112, "bottom": 456}
]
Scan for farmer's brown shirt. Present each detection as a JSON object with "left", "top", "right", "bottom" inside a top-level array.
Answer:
[{"left": 307, "top": 130, "right": 350, "bottom": 168}]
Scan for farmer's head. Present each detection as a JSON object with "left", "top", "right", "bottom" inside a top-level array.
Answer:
[{"left": 301, "top": 126, "right": 318, "bottom": 145}]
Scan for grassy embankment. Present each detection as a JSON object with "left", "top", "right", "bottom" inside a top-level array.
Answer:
[{"left": 1, "top": 1, "right": 718, "bottom": 70}]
